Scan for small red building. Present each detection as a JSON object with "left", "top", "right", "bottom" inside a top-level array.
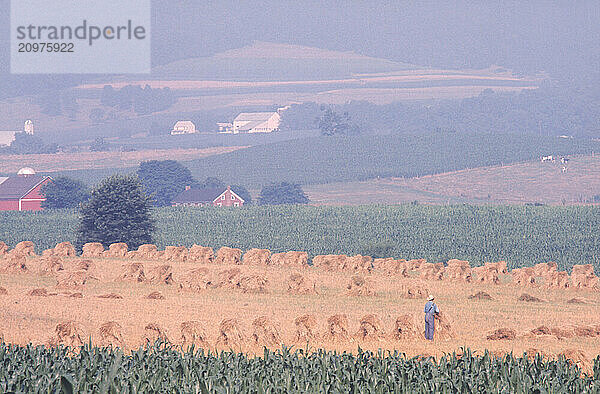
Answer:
[
  {"left": 171, "top": 185, "right": 245, "bottom": 207},
  {"left": 0, "top": 168, "right": 52, "bottom": 211}
]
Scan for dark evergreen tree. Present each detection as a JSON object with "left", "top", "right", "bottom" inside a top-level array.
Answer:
[
  {"left": 76, "top": 175, "right": 155, "bottom": 249},
  {"left": 41, "top": 177, "right": 89, "bottom": 209}
]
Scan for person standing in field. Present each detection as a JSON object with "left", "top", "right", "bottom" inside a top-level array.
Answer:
[{"left": 424, "top": 295, "right": 440, "bottom": 340}]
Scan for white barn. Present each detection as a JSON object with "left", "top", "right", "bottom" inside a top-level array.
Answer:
[
  {"left": 171, "top": 121, "right": 197, "bottom": 135},
  {"left": 231, "top": 112, "right": 281, "bottom": 133}
]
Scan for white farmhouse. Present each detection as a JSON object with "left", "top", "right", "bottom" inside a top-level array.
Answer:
[
  {"left": 231, "top": 112, "right": 281, "bottom": 133},
  {"left": 171, "top": 121, "right": 196, "bottom": 135}
]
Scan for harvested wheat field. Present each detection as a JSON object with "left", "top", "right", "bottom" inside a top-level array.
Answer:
[{"left": 0, "top": 241, "right": 599, "bottom": 373}]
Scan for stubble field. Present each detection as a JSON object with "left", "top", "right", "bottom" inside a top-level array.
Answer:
[{"left": 1, "top": 242, "right": 599, "bottom": 375}]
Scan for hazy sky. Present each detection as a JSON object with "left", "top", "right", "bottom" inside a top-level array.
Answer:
[{"left": 0, "top": 1, "right": 598, "bottom": 91}]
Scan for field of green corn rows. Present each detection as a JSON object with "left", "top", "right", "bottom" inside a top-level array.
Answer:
[
  {"left": 1, "top": 343, "right": 598, "bottom": 393},
  {"left": 1, "top": 204, "right": 599, "bottom": 272},
  {"left": 50, "top": 132, "right": 600, "bottom": 188}
]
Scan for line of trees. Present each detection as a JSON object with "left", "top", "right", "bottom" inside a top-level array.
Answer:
[
  {"left": 41, "top": 160, "right": 309, "bottom": 248},
  {"left": 101, "top": 85, "right": 177, "bottom": 115}
]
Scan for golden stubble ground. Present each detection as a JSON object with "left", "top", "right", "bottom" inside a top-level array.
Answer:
[{"left": 0, "top": 257, "right": 598, "bottom": 364}]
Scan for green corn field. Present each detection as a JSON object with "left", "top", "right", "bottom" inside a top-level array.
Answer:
[
  {"left": 0, "top": 343, "right": 598, "bottom": 393},
  {"left": 1, "top": 204, "right": 600, "bottom": 272}
]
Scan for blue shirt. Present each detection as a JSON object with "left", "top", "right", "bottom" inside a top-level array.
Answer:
[{"left": 424, "top": 301, "right": 439, "bottom": 315}]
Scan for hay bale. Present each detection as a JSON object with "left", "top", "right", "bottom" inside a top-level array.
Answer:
[
  {"left": 97, "top": 293, "right": 123, "bottom": 299},
  {"left": 251, "top": 316, "right": 282, "bottom": 346},
  {"left": 238, "top": 275, "right": 269, "bottom": 294},
  {"left": 325, "top": 314, "right": 349, "bottom": 341},
  {"left": 286, "top": 273, "right": 317, "bottom": 295},
  {"left": 163, "top": 246, "right": 189, "bottom": 262},
  {"left": 472, "top": 266, "right": 500, "bottom": 285},
  {"left": 373, "top": 258, "right": 410, "bottom": 276},
  {"left": 0, "top": 241, "right": 8, "bottom": 256},
  {"left": 28, "top": 288, "right": 52, "bottom": 297},
  {"left": 214, "top": 268, "right": 242, "bottom": 289},
  {"left": 55, "top": 270, "right": 89, "bottom": 289},
  {"left": 242, "top": 248, "right": 271, "bottom": 266},
  {"left": 557, "top": 349, "right": 590, "bottom": 371},
  {"left": 67, "top": 259, "right": 95, "bottom": 272},
  {"left": 344, "top": 255, "right": 374, "bottom": 273},
  {"left": 400, "top": 280, "right": 428, "bottom": 299},
  {"left": 104, "top": 242, "right": 128, "bottom": 258},
  {"left": 145, "top": 291, "right": 165, "bottom": 300},
  {"left": 573, "top": 325, "right": 599, "bottom": 337},
  {"left": 144, "top": 323, "right": 169, "bottom": 343},
  {"left": 82, "top": 242, "right": 104, "bottom": 257},
  {"left": 392, "top": 314, "right": 417, "bottom": 340},
  {"left": 511, "top": 267, "right": 537, "bottom": 286},
  {"left": 483, "top": 261, "right": 508, "bottom": 274},
  {"left": 529, "top": 326, "right": 552, "bottom": 336},
  {"left": 566, "top": 297, "right": 588, "bottom": 304},
  {"left": 269, "top": 251, "right": 309, "bottom": 268},
  {"left": 55, "top": 321, "right": 84, "bottom": 347},
  {"left": 51, "top": 242, "right": 76, "bottom": 257},
  {"left": 545, "top": 271, "right": 571, "bottom": 289},
  {"left": 134, "top": 244, "right": 159, "bottom": 260},
  {"left": 0, "top": 287, "right": 7, "bottom": 295},
  {"left": 346, "top": 274, "right": 376, "bottom": 296},
  {"left": 444, "top": 259, "right": 472, "bottom": 282},
  {"left": 215, "top": 247, "right": 242, "bottom": 265},
  {"left": 147, "top": 265, "right": 174, "bottom": 285},
  {"left": 571, "top": 264, "right": 599, "bottom": 289},
  {"left": 120, "top": 263, "right": 146, "bottom": 282},
  {"left": 0, "top": 254, "right": 28, "bottom": 273},
  {"left": 518, "top": 293, "right": 544, "bottom": 302},
  {"left": 99, "top": 321, "right": 124, "bottom": 347},
  {"left": 468, "top": 291, "right": 493, "bottom": 300},
  {"left": 405, "top": 259, "right": 426, "bottom": 270},
  {"left": 181, "top": 321, "right": 209, "bottom": 348},
  {"left": 216, "top": 318, "right": 245, "bottom": 346},
  {"left": 550, "top": 327, "right": 574, "bottom": 339},
  {"left": 10, "top": 241, "right": 35, "bottom": 257},
  {"left": 433, "top": 312, "right": 455, "bottom": 340},
  {"left": 294, "top": 314, "right": 317, "bottom": 342},
  {"left": 532, "top": 262, "right": 557, "bottom": 277},
  {"left": 418, "top": 262, "right": 444, "bottom": 281},
  {"left": 487, "top": 328, "right": 516, "bottom": 340},
  {"left": 356, "top": 314, "right": 384, "bottom": 341},
  {"left": 312, "top": 255, "right": 346, "bottom": 272},
  {"left": 179, "top": 268, "right": 212, "bottom": 292},
  {"left": 37, "top": 256, "right": 64, "bottom": 275},
  {"left": 188, "top": 245, "right": 214, "bottom": 264}
]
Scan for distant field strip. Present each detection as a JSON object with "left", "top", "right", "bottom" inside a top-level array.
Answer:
[
  {"left": 305, "top": 154, "right": 600, "bottom": 205},
  {"left": 0, "top": 147, "right": 246, "bottom": 173},
  {"left": 2, "top": 204, "right": 600, "bottom": 271}
]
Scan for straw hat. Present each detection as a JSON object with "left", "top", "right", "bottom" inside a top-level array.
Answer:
[{"left": 427, "top": 295, "right": 434, "bottom": 301}]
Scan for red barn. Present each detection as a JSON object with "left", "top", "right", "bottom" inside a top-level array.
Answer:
[
  {"left": 0, "top": 168, "right": 53, "bottom": 211},
  {"left": 171, "top": 185, "right": 245, "bottom": 207}
]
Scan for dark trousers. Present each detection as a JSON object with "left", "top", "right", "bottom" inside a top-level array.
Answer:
[{"left": 424, "top": 314, "right": 435, "bottom": 340}]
